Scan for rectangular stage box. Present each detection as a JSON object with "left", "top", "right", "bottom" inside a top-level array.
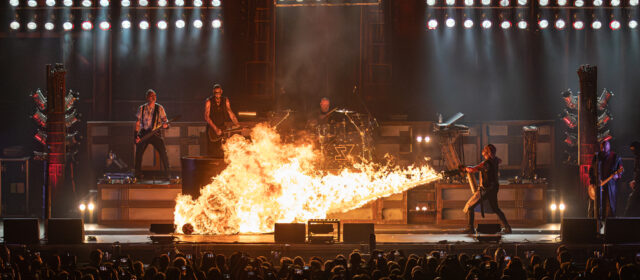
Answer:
[
  {"left": 98, "top": 183, "right": 182, "bottom": 225},
  {"left": 436, "top": 182, "right": 548, "bottom": 226}
]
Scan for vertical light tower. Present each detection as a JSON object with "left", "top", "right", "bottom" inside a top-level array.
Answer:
[
  {"left": 576, "top": 65, "right": 598, "bottom": 220},
  {"left": 45, "top": 64, "right": 67, "bottom": 219}
]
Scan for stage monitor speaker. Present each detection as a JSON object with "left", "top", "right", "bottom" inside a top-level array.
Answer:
[
  {"left": 274, "top": 223, "right": 306, "bottom": 244},
  {"left": 343, "top": 223, "right": 374, "bottom": 243},
  {"left": 150, "top": 223, "right": 176, "bottom": 234},
  {"left": 47, "top": 218, "right": 84, "bottom": 244},
  {"left": 181, "top": 157, "right": 227, "bottom": 199},
  {"left": 605, "top": 218, "right": 640, "bottom": 243},
  {"left": 476, "top": 224, "right": 501, "bottom": 234},
  {"left": 561, "top": 218, "right": 598, "bottom": 243},
  {"left": 4, "top": 218, "right": 39, "bottom": 244}
]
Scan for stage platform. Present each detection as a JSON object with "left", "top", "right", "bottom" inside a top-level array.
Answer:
[{"left": 2, "top": 222, "right": 640, "bottom": 264}]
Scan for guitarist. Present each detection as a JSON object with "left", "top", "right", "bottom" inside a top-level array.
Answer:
[
  {"left": 462, "top": 144, "right": 512, "bottom": 234},
  {"left": 589, "top": 140, "right": 623, "bottom": 218},
  {"left": 204, "top": 84, "right": 240, "bottom": 157},
  {"left": 134, "top": 89, "right": 170, "bottom": 179}
]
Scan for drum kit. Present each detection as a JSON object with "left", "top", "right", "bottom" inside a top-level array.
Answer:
[{"left": 313, "top": 108, "right": 376, "bottom": 166}]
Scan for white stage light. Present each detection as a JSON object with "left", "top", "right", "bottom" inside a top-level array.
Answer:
[
  {"left": 194, "top": 0, "right": 203, "bottom": 6},
  {"left": 557, "top": 0, "right": 567, "bottom": 5},
  {"left": 28, "top": 0, "right": 37, "bottom": 6},
  {"left": 46, "top": 0, "right": 56, "bottom": 6},
  {"left": 100, "top": 0, "right": 109, "bottom": 6},
  {"left": 99, "top": 21, "right": 110, "bottom": 30},
  {"left": 122, "top": 0, "right": 130, "bottom": 6},
  {"left": 175, "top": 0, "right": 184, "bottom": 5},
  {"left": 555, "top": 19, "right": 566, "bottom": 29},
  {"left": 212, "top": 19, "right": 222, "bottom": 28},
  {"left": 592, "top": 20, "right": 602, "bottom": 29},
  {"left": 517, "top": 20, "right": 527, "bottom": 29},
  {"left": 573, "top": 20, "right": 584, "bottom": 29},
  {"left": 574, "top": 0, "right": 584, "bottom": 5},
  {"left": 211, "top": 0, "right": 221, "bottom": 6},
  {"left": 593, "top": 0, "right": 602, "bottom": 6},
  {"left": 139, "top": 20, "right": 149, "bottom": 29},
  {"left": 631, "top": 0, "right": 639, "bottom": 5},
  {"left": 27, "top": 21, "right": 37, "bottom": 30},
  {"left": 501, "top": 21, "right": 511, "bottom": 29},
  {"left": 464, "top": 19, "right": 474, "bottom": 28},
  {"left": 10, "top": 0, "right": 20, "bottom": 7},
  {"left": 82, "top": 21, "right": 93, "bottom": 30},
  {"left": 424, "top": 136, "right": 431, "bottom": 143},
  {"left": 10, "top": 21, "right": 20, "bottom": 30},
  {"left": 121, "top": 20, "right": 131, "bottom": 29},
  {"left": 538, "top": 19, "right": 549, "bottom": 29},
  {"left": 158, "top": 0, "right": 167, "bottom": 6},
  {"left": 539, "top": 0, "right": 549, "bottom": 5},
  {"left": 157, "top": 20, "right": 167, "bottom": 29},
  {"left": 446, "top": 0, "right": 455, "bottom": 5},
  {"left": 139, "top": 0, "right": 148, "bottom": 6},
  {"left": 63, "top": 0, "right": 73, "bottom": 6},
  {"left": 176, "top": 19, "right": 185, "bottom": 28},
  {"left": 416, "top": 136, "right": 423, "bottom": 143},
  {"left": 446, "top": 18, "right": 455, "bottom": 27},
  {"left": 550, "top": 203, "right": 557, "bottom": 211},
  {"left": 482, "top": 19, "right": 492, "bottom": 28},
  {"left": 629, "top": 20, "right": 638, "bottom": 29},
  {"left": 610, "top": 20, "right": 620, "bottom": 30},
  {"left": 63, "top": 21, "right": 73, "bottom": 30},
  {"left": 465, "top": 0, "right": 474, "bottom": 5},
  {"left": 88, "top": 202, "right": 95, "bottom": 211},
  {"left": 79, "top": 203, "right": 86, "bottom": 211},
  {"left": 499, "top": 0, "right": 509, "bottom": 5},
  {"left": 559, "top": 203, "right": 566, "bottom": 211},
  {"left": 82, "top": 0, "right": 92, "bottom": 6},
  {"left": 611, "top": 0, "right": 620, "bottom": 5},
  {"left": 45, "top": 22, "right": 55, "bottom": 30},
  {"left": 481, "top": 0, "right": 491, "bottom": 5},
  {"left": 193, "top": 19, "right": 203, "bottom": 28},
  {"left": 518, "top": 0, "right": 527, "bottom": 4},
  {"left": 427, "top": 19, "right": 438, "bottom": 29}
]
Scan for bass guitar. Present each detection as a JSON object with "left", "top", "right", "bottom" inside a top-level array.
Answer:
[
  {"left": 137, "top": 116, "right": 181, "bottom": 143},
  {"left": 207, "top": 126, "right": 246, "bottom": 142},
  {"left": 588, "top": 166, "right": 623, "bottom": 200}
]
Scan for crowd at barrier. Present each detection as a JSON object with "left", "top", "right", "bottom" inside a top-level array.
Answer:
[{"left": 0, "top": 245, "right": 639, "bottom": 280}]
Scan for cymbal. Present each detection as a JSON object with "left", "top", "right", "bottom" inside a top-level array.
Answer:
[{"left": 335, "top": 109, "right": 355, "bottom": 114}]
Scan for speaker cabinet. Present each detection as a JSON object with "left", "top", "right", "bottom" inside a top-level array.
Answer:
[
  {"left": 476, "top": 224, "right": 501, "bottom": 234},
  {"left": 47, "top": 218, "right": 84, "bottom": 244},
  {"left": 605, "top": 218, "right": 640, "bottom": 243},
  {"left": 561, "top": 218, "right": 598, "bottom": 243},
  {"left": 150, "top": 223, "right": 176, "bottom": 234},
  {"left": 343, "top": 223, "right": 374, "bottom": 243},
  {"left": 274, "top": 223, "right": 306, "bottom": 243},
  {"left": 4, "top": 218, "right": 39, "bottom": 244}
]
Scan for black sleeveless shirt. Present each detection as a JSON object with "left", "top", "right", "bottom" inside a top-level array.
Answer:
[
  {"left": 207, "top": 96, "right": 227, "bottom": 129},
  {"left": 480, "top": 157, "right": 500, "bottom": 189}
]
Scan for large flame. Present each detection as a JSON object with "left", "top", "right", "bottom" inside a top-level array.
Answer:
[{"left": 174, "top": 124, "right": 441, "bottom": 234}]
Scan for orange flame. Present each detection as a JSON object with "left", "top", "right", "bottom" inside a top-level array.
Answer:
[{"left": 174, "top": 123, "right": 441, "bottom": 234}]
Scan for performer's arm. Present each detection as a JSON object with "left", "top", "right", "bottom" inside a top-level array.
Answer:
[
  {"left": 204, "top": 100, "right": 221, "bottom": 135},
  {"left": 159, "top": 105, "right": 169, "bottom": 129},
  {"left": 226, "top": 98, "right": 240, "bottom": 127},
  {"left": 614, "top": 155, "right": 624, "bottom": 180},
  {"left": 465, "top": 160, "right": 487, "bottom": 173}
]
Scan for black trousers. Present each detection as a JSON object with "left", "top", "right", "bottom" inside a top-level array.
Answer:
[
  {"left": 134, "top": 134, "right": 170, "bottom": 178},
  {"left": 467, "top": 188, "right": 510, "bottom": 228}
]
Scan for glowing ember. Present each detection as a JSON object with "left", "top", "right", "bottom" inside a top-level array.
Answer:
[{"left": 174, "top": 124, "right": 441, "bottom": 234}]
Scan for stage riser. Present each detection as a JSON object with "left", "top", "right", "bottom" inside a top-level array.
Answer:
[{"left": 98, "top": 183, "right": 181, "bottom": 225}]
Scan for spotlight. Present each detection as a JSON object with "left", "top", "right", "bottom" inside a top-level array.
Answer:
[
  {"left": 630, "top": 20, "right": 638, "bottom": 29},
  {"left": 82, "top": 21, "right": 93, "bottom": 30},
  {"left": 573, "top": 20, "right": 584, "bottom": 29},
  {"left": 593, "top": 0, "right": 602, "bottom": 5},
  {"left": 157, "top": 20, "right": 167, "bottom": 29},
  {"left": 158, "top": 0, "right": 167, "bottom": 6},
  {"left": 45, "top": 22, "right": 55, "bottom": 30},
  {"left": 465, "top": 0, "right": 474, "bottom": 5},
  {"left": 139, "top": 20, "right": 149, "bottom": 29},
  {"left": 631, "top": 0, "right": 639, "bottom": 5},
  {"left": 416, "top": 136, "right": 423, "bottom": 143},
  {"left": 555, "top": 19, "right": 566, "bottom": 29},
  {"left": 139, "top": 0, "right": 148, "bottom": 6},
  {"left": 610, "top": 20, "right": 620, "bottom": 30},
  {"left": 481, "top": 0, "right": 491, "bottom": 4},
  {"left": 175, "top": 0, "right": 184, "bottom": 5},
  {"left": 499, "top": 0, "right": 509, "bottom": 5},
  {"left": 501, "top": 20, "right": 512, "bottom": 29},
  {"left": 424, "top": 136, "right": 431, "bottom": 143},
  {"left": 539, "top": 0, "right": 549, "bottom": 5},
  {"left": 100, "top": 0, "right": 109, "bottom": 6},
  {"left": 611, "top": 0, "right": 620, "bottom": 5},
  {"left": 82, "top": 0, "right": 92, "bottom": 6},
  {"left": 175, "top": 19, "right": 185, "bottom": 28},
  {"left": 79, "top": 203, "right": 86, "bottom": 211},
  {"left": 122, "top": 0, "right": 130, "bottom": 6},
  {"left": 63, "top": 0, "right": 73, "bottom": 6},
  {"left": 194, "top": 0, "right": 203, "bottom": 6},
  {"left": 550, "top": 203, "right": 557, "bottom": 211},
  {"left": 46, "top": 0, "right": 56, "bottom": 6},
  {"left": 193, "top": 19, "right": 203, "bottom": 28},
  {"left": 415, "top": 206, "right": 420, "bottom": 211},
  {"left": 538, "top": 19, "right": 549, "bottom": 29},
  {"left": 27, "top": 21, "right": 37, "bottom": 30},
  {"left": 482, "top": 19, "right": 492, "bottom": 28},
  {"left": 464, "top": 19, "right": 474, "bottom": 28},
  {"left": 574, "top": 0, "right": 584, "bottom": 6},
  {"left": 212, "top": 19, "right": 222, "bottom": 28},
  {"left": 88, "top": 202, "right": 95, "bottom": 211},
  {"left": 9, "top": 21, "right": 20, "bottom": 30},
  {"left": 559, "top": 203, "right": 566, "bottom": 211},
  {"left": 446, "top": 0, "right": 455, "bottom": 5},
  {"left": 28, "top": 0, "right": 37, "bottom": 6},
  {"left": 121, "top": 19, "right": 131, "bottom": 29},
  {"left": 427, "top": 19, "right": 438, "bottom": 29},
  {"left": 421, "top": 206, "right": 428, "bottom": 211},
  {"left": 557, "top": 0, "right": 567, "bottom": 5},
  {"left": 518, "top": 0, "right": 527, "bottom": 4},
  {"left": 592, "top": 20, "right": 602, "bottom": 29},
  {"left": 10, "top": 0, "right": 20, "bottom": 7},
  {"left": 211, "top": 0, "right": 221, "bottom": 6},
  {"left": 63, "top": 21, "right": 73, "bottom": 30},
  {"left": 99, "top": 21, "right": 110, "bottom": 30},
  {"left": 517, "top": 20, "right": 528, "bottom": 29},
  {"left": 445, "top": 18, "right": 455, "bottom": 27}
]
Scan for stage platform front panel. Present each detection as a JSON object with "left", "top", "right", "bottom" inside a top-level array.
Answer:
[
  {"left": 436, "top": 183, "right": 547, "bottom": 226},
  {"left": 98, "top": 183, "right": 181, "bottom": 225}
]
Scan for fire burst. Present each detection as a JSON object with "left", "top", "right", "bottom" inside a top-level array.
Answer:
[{"left": 174, "top": 124, "right": 441, "bottom": 234}]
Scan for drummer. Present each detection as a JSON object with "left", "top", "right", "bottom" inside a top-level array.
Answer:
[{"left": 308, "top": 97, "right": 340, "bottom": 127}]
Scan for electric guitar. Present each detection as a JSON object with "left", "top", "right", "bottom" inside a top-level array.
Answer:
[
  {"left": 137, "top": 116, "right": 181, "bottom": 143},
  {"left": 207, "top": 126, "right": 246, "bottom": 142},
  {"left": 589, "top": 166, "right": 623, "bottom": 200}
]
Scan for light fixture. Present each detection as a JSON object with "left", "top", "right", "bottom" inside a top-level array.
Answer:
[
  {"left": 574, "top": 0, "right": 584, "bottom": 6},
  {"left": 464, "top": 19, "right": 474, "bottom": 28},
  {"left": 550, "top": 203, "right": 557, "bottom": 211},
  {"left": 481, "top": 0, "right": 491, "bottom": 5},
  {"left": 610, "top": 20, "right": 620, "bottom": 30},
  {"left": 573, "top": 20, "right": 584, "bottom": 29},
  {"left": 501, "top": 20, "right": 512, "bottom": 29},
  {"left": 100, "top": 0, "right": 109, "bottom": 6},
  {"left": 88, "top": 202, "right": 95, "bottom": 211},
  {"left": 555, "top": 19, "right": 566, "bottom": 29},
  {"left": 193, "top": 19, "right": 203, "bottom": 28},
  {"left": 211, "top": 0, "right": 221, "bottom": 6},
  {"left": 446, "top": 0, "right": 455, "bottom": 5},
  {"left": 139, "top": 20, "right": 149, "bottom": 29},
  {"left": 175, "top": 0, "right": 184, "bottom": 5},
  {"left": 194, "top": 0, "right": 203, "bottom": 6},
  {"left": 139, "top": 0, "right": 148, "bottom": 6},
  {"left": 157, "top": 20, "right": 168, "bottom": 29},
  {"left": 46, "top": 0, "right": 56, "bottom": 6},
  {"left": 610, "top": 0, "right": 620, "bottom": 5},
  {"left": 558, "top": 203, "right": 566, "bottom": 211},
  {"left": 63, "top": 21, "right": 73, "bottom": 30},
  {"left": 27, "top": 21, "right": 37, "bottom": 30},
  {"left": 176, "top": 19, "right": 185, "bottom": 28},
  {"left": 592, "top": 20, "right": 602, "bottom": 29},
  {"left": 212, "top": 18, "right": 222, "bottom": 28},
  {"left": 121, "top": 19, "right": 131, "bottom": 29},
  {"left": 446, "top": 18, "right": 456, "bottom": 27},
  {"left": 517, "top": 20, "right": 528, "bottom": 29},
  {"left": 499, "top": 0, "right": 509, "bottom": 5},
  {"left": 10, "top": 21, "right": 20, "bottom": 30},
  {"left": 538, "top": 19, "right": 549, "bottom": 29},
  {"left": 158, "top": 0, "right": 167, "bottom": 6},
  {"left": 63, "top": 0, "right": 73, "bottom": 6},
  {"left": 28, "top": 0, "right": 37, "bottom": 7},
  {"left": 122, "top": 0, "right": 130, "bottom": 6},
  {"left": 427, "top": 19, "right": 438, "bottom": 29},
  {"left": 631, "top": 0, "right": 639, "bottom": 5},
  {"left": 10, "top": 0, "right": 20, "bottom": 7},
  {"left": 629, "top": 20, "right": 638, "bottom": 29},
  {"left": 424, "top": 136, "right": 431, "bottom": 143},
  {"left": 557, "top": 0, "right": 567, "bottom": 5},
  {"left": 79, "top": 203, "right": 86, "bottom": 211},
  {"left": 593, "top": 0, "right": 602, "bottom": 6},
  {"left": 82, "top": 21, "right": 93, "bottom": 30},
  {"left": 465, "top": 0, "right": 474, "bottom": 5},
  {"left": 45, "top": 22, "right": 55, "bottom": 30},
  {"left": 539, "top": 0, "right": 549, "bottom": 5},
  {"left": 99, "top": 21, "right": 110, "bottom": 30},
  {"left": 482, "top": 19, "right": 492, "bottom": 28},
  {"left": 518, "top": 0, "right": 527, "bottom": 4},
  {"left": 82, "top": 0, "right": 92, "bottom": 6},
  {"left": 416, "top": 136, "right": 424, "bottom": 143}
]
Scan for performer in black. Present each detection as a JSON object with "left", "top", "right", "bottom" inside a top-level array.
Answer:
[
  {"left": 204, "top": 84, "right": 240, "bottom": 158},
  {"left": 134, "top": 89, "right": 170, "bottom": 179},
  {"left": 462, "top": 144, "right": 512, "bottom": 234},
  {"left": 589, "top": 140, "right": 623, "bottom": 218},
  {"left": 625, "top": 141, "right": 640, "bottom": 217}
]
